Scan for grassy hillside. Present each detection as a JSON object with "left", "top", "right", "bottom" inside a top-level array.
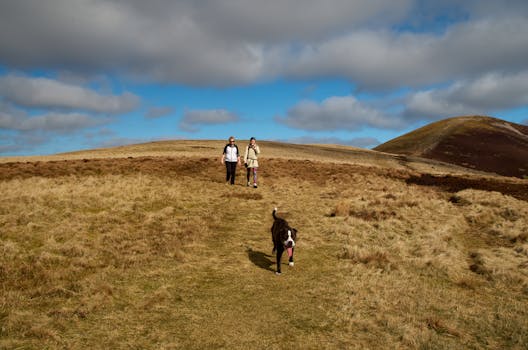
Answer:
[
  {"left": 374, "top": 116, "right": 528, "bottom": 178},
  {"left": 1, "top": 141, "right": 527, "bottom": 349}
]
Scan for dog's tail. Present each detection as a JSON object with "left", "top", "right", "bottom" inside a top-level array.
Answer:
[{"left": 272, "top": 207, "right": 278, "bottom": 220}]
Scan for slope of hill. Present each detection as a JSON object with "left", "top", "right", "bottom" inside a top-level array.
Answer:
[
  {"left": 0, "top": 139, "right": 495, "bottom": 177},
  {"left": 1, "top": 141, "right": 528, "bottom": 349},
  {"left": 374, "top": 116, "right": 528, "bottom": 178}
]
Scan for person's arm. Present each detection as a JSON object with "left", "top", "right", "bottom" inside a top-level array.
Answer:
[
  {"left": 221, "top": 145, "right": 226, "bottom": 164},
  {"left": 244, "top": 146, "right": 249, "bottom": 163}
]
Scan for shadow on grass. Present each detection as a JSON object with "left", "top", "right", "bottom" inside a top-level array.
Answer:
[{"left": 247, "top": 248, "right": 274, "bottom": 272}]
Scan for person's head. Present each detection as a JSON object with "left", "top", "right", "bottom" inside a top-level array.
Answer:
[
  {"left": 228, "top": 136, "right": 236, "bottom": 144},
  {"left": 249, "top": 137, "right": 256, "bottom": 145}
]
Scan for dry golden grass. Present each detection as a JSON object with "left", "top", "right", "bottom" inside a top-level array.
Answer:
[{"left": 1, "top": 141, "right": 527, "bottom": 349}]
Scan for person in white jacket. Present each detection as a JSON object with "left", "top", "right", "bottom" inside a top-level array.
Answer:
[
  {"left": 221, "top": 136, "right": 241, "bottom": 185},
  {"left": 243, "top": 137, "right": 260, "bottom": 188}
]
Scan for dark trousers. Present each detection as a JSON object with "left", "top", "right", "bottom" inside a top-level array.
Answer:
[{"left": 225, "top": 162, "right": 237, "bottom": 184}]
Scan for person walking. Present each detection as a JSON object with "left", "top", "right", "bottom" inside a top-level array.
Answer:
[
  {"left": 244, "top": 137, "right": 260, "bottom": 188},
  {"left": 221, "top": 136, "right": 241, "bottom": 185}
]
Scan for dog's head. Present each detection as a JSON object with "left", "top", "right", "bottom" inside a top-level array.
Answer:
[{"left": 282, "top": 228, "right": 297, "bottom": 248}]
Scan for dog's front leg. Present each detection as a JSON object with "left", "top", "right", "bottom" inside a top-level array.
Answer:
[{"left": 275, "top": 246, "right": 284, "bottom": 275}]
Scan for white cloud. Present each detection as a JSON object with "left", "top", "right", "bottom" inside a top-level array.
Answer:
[
  {"left": 0, "top": 2, "right": 522, "bottom": 88},
  {"left": 0, "top": 75, "right": 140, "bottom": 113},
  {"left": 0, "top": 110, "right": 109, "bottom": 133},
  {"left": 0, "top": 132, "right": 49, "bottom": 154},
  {"left": 194, "top": 0, "right": 411, "bottom": 42},
  {"left": 8, "top": 0, "right": 515, "bottom": 88},
  {"left": 0, "top": 105, "right": 111, "bottom": 155},
  {"left": 404, "top": 90, "right": 471, "bottom": 120},
  {"left": 180, "top": 109, "right": 239, "bottom": 132},
  {"left": 277, "top": 16, "right": 528, "bottom": 89},
  {"left": 0, "top": 75, "right": 132, "bottom": 155},
  {"left": 276, "top": 96, "right": 402, "bottom": 131},
  {"left": 0, "top": 1, "right": 526, "bottom": 90},
  {"left": 146, "top": 106, "right": 174, "bottom": 119},
  {"left": 404, "top": 71, "right": 528, "bottom": 120},
  {"left": 465, "top": 0, "right": 528, "bottom": 18},
  {"left": 288, "top": 135, "right": 380, "bottom": 148},
  {"left": 21, "top": 113, "right": 107, "bottom": 132}
]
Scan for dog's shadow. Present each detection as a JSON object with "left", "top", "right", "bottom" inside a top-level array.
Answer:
[{"left": 247, "top": 248, "right": 274, "bottom": 272}]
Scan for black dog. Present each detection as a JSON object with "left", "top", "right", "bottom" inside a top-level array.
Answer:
[{"left": 271, "top": 208, "right": 298, "bottom": 275}]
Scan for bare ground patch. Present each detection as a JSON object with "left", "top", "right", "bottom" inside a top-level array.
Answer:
[{"left": 406, "top": 173, "right": 528, "bottom": 201}]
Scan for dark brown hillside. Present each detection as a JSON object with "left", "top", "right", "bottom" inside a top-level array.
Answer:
[{"left": 374, "top": 116, "right": 528, "bottom": 178}]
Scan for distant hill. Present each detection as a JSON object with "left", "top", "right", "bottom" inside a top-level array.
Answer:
[
  {"left": 374, "top": 116, "right": 528, "bottom": 178},
  {"left": 0, "top": 139, "right": 488, "bottom": 177}
]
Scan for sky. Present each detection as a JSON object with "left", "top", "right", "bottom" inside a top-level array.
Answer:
[{"left": 1, "top": 0, "right": 528, "bottom": 156}]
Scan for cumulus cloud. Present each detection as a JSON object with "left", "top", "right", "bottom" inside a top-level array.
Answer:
[
  {"left": 276, "top": 96, "right": 402, "bottom": 131},
  {"left": 22, "top": 113, "right": 107, "bottom": 132},
  {"left": 0, "top": 110, "right": 109, "bottom": 133},
  {"left": 194, "top": 0, "right": 411, "bottom": 42},
  {"left": 1, "top": 1, "right": 526, "bottom": 89},
  {"left": 0, "top": 1, "right": 525, "bottom": 92},
  {"left": 0, "top": 1, "right": 258, "bottom": 85},
  {"left": 0, "top": 74, "right": 136, "bottom": 155},
  {"left": 404, "top": 71, "right": 528, "bottom": 120},
  {"left": 146, "top": 106, "right": 174, "bottom": 119},
  {"left": 0, "top": 105, "right": 110, "bottom": 155},
  {"left": 288, "top": 135, "right": 380, "bottom": 148},
  {"left": 0, "top": 99, "right": 112, "bottom": 157},
  {"left": 465, "top": 0, "right": 528, "bottom": 18},
  {"left": 279, "top": 16, "right": 528, "bottom": 89},
  {"left": 0, "top": 75, "right": 140, "bottom": 113},
  {"left": 0, "top": 132, "right": 49, "bottom": 154},
  {"left": 180, "top": 109, "right": 239, "bottom": 132}
]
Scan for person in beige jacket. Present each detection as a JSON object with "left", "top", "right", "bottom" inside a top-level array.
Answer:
[{"left": 243, "top": 137, "right": 260, "bottom": 188}]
